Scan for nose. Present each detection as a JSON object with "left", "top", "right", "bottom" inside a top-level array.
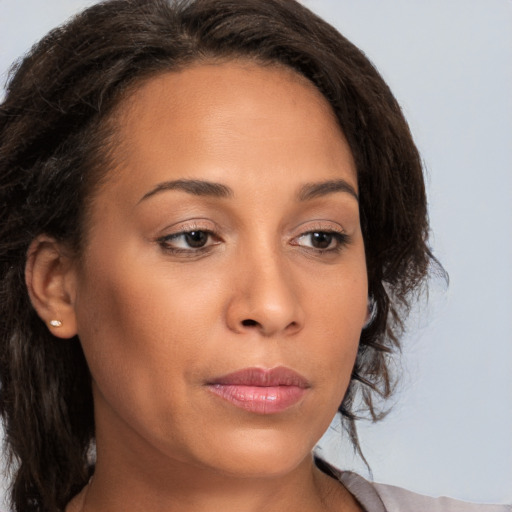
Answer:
[{"left": 225, "top": 249, "right": 305, "bottom": 337}]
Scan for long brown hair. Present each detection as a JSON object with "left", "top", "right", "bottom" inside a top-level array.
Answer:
[{"left": 0, "top": 1, "right": 440, "bottom": 510}]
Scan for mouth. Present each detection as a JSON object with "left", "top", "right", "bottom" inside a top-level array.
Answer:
[{"left": 206, "top": 366, "right": 310, "bottom": 415}]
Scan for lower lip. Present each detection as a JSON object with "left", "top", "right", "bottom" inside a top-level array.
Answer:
[{"left": 207, "top": 384, "right": 307, "bottom": 414}]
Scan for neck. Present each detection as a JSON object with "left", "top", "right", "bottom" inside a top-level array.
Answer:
[
  {"left": 85, "top": 455, "right": 338, "bottom": 512},
  {"left": 71, "top": 403, "right": 362, "bottom": 512}
]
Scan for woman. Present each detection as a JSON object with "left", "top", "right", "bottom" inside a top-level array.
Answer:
[{"left": 0, "top": 1, "right": 508, "bottom": 511}]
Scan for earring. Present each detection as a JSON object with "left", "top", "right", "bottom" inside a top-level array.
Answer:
[{"left": 49, "top": 320, "right": 63, "bottom": 327}]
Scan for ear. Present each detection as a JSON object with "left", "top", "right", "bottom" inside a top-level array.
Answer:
[{"left": 25, "top": 235, "right": 78, "bottom": 339}]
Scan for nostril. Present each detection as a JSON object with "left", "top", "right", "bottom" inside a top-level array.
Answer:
[{"left": 241, "top": 319, "right": 259, "bottom": 327}]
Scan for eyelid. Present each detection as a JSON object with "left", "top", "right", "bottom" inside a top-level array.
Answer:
[
  {"left": 288, "top": 220, "right": 350, "bottom": 253},
  {"left": 290, "top": 220, "right": 346, "bottom": 238},
  {"left": 155, "top": 218, "right": 219, "bottom": 238},
  {"left": 155, "top": 218, "right": 223, "bottom": 255}
]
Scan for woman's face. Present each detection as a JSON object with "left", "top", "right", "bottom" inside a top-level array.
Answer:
[{"left": 70, "top": 61, "right": 368, "bottom": 478}]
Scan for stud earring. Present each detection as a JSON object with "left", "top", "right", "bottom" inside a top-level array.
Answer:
[{"left": 49, "top": 320, "right": 63, "bottom": 327}]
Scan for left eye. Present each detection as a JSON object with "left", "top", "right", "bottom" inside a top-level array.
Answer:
[
  {"left": 180, "top": 231, "right": 210, "bottom": 248},
  {"left": 294, "top": 231, "right": 347, "bottom": 251}
]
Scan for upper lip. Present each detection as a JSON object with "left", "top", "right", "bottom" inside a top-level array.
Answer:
[{"left": 208, "top": 366, "right": 310, "bottom": 388}]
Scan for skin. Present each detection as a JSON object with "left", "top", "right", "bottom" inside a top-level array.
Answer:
[{"left": 28, "top": 61, "right": 368, "bottom": 511}]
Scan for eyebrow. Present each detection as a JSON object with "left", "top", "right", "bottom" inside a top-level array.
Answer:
[
  {"left": 297, "top": 179, "right": 358, "bottom": 202},
  {"left": 138, "top": 179, "right": 233, "bottom": 203},
  {"left": 138, "top": 177, "right": 358, "bottom": 204}
]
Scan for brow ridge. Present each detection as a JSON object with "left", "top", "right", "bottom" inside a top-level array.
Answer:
[
  {"left": 298, "top": 179, "right": 358, "bottom": 202},
  {"left": 139, "top": 179, "right": 234, "bottom": 203},
  {"left": 139, "top": 178, "right": 357, "bottom": 204}
]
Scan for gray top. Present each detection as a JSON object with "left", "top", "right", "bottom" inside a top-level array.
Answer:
[{"left": 340, "top": 472, "right": 511, "bottom": 512}]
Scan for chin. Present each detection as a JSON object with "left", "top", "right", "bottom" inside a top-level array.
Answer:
[{"left": 187, "top": 427, "right": 318, "bottom": 479}]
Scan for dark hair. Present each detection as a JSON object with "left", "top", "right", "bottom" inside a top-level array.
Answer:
[{"left": 0, "top": 0, "right": 439, "bottom": 510}]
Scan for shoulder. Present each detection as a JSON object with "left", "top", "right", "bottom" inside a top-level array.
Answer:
[{"left": 339, "top": 471, "right": 511, "bottom": 512}]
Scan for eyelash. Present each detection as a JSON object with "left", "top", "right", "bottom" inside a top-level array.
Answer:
[
  {"left": 292, "top": 230, "right": 350, "bottom": 254},
  {"left": 157, "top": 228, "right": 220, "bottom": 256},
  {"left": 156, "top": 226, "right": 350, "bottom": 257}
]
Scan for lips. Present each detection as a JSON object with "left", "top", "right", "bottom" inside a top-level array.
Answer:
[{"left": 206, "top": 367, "right": 310, "bottom": 414}]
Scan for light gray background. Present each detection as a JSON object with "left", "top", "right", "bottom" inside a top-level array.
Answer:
[{"left": 0, "top": 0, "right": 511, "bottom": 507}]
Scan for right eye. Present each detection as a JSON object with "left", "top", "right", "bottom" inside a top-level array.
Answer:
[{"left": 157, "top": 229, "right": 220, "bottom": 254}]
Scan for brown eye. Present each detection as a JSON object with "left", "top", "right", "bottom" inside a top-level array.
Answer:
[
  {"left": 293, "top": 230, "right": 349, "bottom": 253},
  {"left": 158, "top": 229, "right": 219, "bottom": 254},
  {"left": 184, "top": 231, "right": 209, "bottom": 248},
  {"left": 310, "top": 232, "right": 333, "bottom": 249}
]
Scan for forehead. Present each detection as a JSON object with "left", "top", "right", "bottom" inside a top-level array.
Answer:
[
  {"left": 102, "top": 60, "right": 356, "bottom": 201},
  {"left": 120, "top": 60, "right": 339, "bottom": 131}
]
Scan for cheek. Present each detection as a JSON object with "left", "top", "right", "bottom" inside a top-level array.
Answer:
[
  {"left": 72, "top": 259, "right": 223, "bottom": 459},
  {"left": 305, "top": 253, "right": 367, "bottom": 392},
  {"left": 73, "top": 246, "right": 231, "bottom": 401}
]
